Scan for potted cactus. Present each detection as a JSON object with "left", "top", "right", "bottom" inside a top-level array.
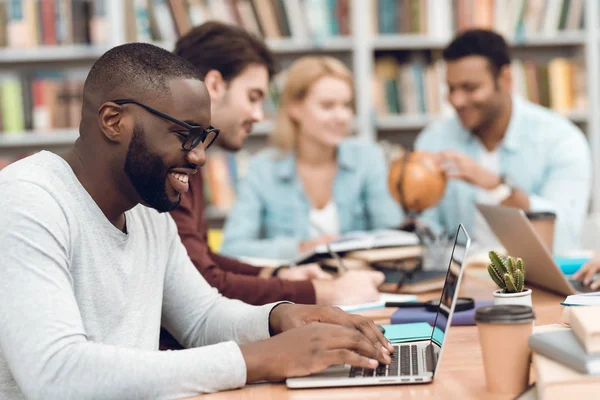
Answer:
[{"left": 487, "top": 251, "right": 532, "bottom": 307}]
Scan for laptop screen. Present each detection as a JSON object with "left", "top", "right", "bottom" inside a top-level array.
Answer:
[{"left": 429, "top": 224, "right": 470, "bottom": 375}]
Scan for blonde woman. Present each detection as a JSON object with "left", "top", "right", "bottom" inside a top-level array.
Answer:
[{"left": 220, "top": 56, "right": 404, "bottom": 260}]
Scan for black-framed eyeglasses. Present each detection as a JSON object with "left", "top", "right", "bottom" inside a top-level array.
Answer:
[{"left": 113, "top": 99, "right": 219, "bottom": 151}]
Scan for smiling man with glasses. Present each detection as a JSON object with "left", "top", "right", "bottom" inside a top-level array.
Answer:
[
  {"left": 113, "top": 99, "right": 220, "bottom": 151},
  {"left": 0, "top": 43, "right": 392, "bottom": 399}
]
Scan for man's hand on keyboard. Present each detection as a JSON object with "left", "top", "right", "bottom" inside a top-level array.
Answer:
[
  {"left": 572, "top": 257, "right": 600, "bottom": 290},
  {"left": 268, "top": 303, "right": 394, "bottom": 354},
  {"left": 240, "top": 322, "right": 392, "bottom": 382}
]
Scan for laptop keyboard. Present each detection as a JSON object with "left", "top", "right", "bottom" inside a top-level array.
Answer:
[
  {"left": 349, "top": 344, "right": 426, "bottom": 378},
  {"left": 570, "top": 279, "right": 598, "bottom": 293}
]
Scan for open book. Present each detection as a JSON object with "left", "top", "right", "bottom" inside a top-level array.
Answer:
[
  {"left": 561, "top": 292, "right": 600, "bottom": 306},
  {"left": 294, "top": 229, "right": 420, "bottom": 265}
]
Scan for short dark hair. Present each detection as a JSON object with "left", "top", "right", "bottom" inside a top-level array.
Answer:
[
  {"left": 174, "top": 21, "right": 279, "bottom": 81},
  {"left": 84, "top": 42, "right": 202, "bottom": 102},
  {"left": 443, "top": 29, "right": 511, "bottom": 76}
]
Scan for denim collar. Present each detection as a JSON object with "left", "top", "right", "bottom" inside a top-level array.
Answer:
[
  {"left": 460, "top": 94, "right": 522, "bottom": 153},
  {"left": 274, "top": 142, "right": 356, "bottom": 181}
]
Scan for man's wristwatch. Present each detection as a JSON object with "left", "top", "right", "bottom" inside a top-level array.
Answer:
[{"left": 486, "top": 175, "right": 515, "bottom": 203}]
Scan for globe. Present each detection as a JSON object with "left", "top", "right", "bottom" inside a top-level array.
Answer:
[{"left": 388, "top": 151, "right": 447, "bottom": 214}]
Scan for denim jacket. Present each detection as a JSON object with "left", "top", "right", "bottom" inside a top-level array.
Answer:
[{"left": 220, "top": 138, "right": 404, "bottom": 260}]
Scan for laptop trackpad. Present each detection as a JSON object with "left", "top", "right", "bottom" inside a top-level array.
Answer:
[{"left": 299, "top": 365, "right": 351, "bottom": 379}]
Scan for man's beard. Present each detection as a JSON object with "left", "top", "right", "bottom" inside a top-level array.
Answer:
[{"left": 124, "top": 124, "right": 180, "bottom": 213}]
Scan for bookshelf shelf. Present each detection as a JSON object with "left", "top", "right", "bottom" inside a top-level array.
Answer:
[
  {"left": 205, "top": 206, "right": 230, "bottom": 220},
  {"left": 0, "top": 121, "right": 271, "bottom": 150},
  {"left": 372, "top": 32, "right": 586, "bottom": 51},
  {"left": 266, "top": 36, "right": 353, "bottom": 53},
  {"left": 0, "top": 0, "right": 598, "bottom": 214},
  {"left": 251, "top": 120, "right": 273, "bottom": 136},
  {"left": 0, "top": 129, "right": 79, "bottom": 148},
  {"left": 0, "top": 45, "right": 110, "bottom": 64},
  {"left": 152, "top": 37, "right": 353, "bottom": 56},
  {"left": 376, "top": 114, "right": 434, "bottom": 130},
  {"left": 372, "top": 35, "right": 448, "bottom": 51},
  {"left": 376, "top": 111, "right": 588, "bottom": 131},
  {"left": 508, "top": 32, "right": 587, "bottom": 47},
  {"left": 565, "top": 110, "right": 588, "bottom": 124}
]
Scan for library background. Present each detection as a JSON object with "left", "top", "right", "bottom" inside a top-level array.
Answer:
[{"left": 0, "top": 0, "right": 597, "bottom": 231}]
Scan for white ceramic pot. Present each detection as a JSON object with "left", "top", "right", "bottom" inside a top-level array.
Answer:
[{"left": 493, "top": 288, "right": 533, "bottom": 307}]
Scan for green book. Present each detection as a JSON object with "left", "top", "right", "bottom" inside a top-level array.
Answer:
[{"left": 1, "top": 79, "right": 24, "bottom": 133}]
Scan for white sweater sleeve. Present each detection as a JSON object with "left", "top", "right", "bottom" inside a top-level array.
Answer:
[{"left": 0, "top": 182, "right": 275, "bottom": 400}]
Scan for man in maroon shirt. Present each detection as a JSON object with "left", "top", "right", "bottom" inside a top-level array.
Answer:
[{"left": 167, "top": 22, "right": 385, "bottom": 311}]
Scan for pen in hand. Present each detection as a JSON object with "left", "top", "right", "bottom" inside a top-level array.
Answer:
[{"left": 309, "top": 222, "right": 348, "bottom": 275}]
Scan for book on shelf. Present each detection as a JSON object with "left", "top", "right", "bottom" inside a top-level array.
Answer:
[
  {"left": 371, "top": 0, "right": 584, "bottom": 40},
  {"left": 511, "top": 57, "right": 586, "bottom": 115},
  {"left": 123, "top": 0, "right": 351, "bottom": 44},
  {"left": 372, "top": 54, "right": 451, "bottom": 120},
  {"left": 0, "top": 72, "right": 85, "bottom": 134},
  {"left": 373, "top": 54, "right": 587, "bottom": 125},
  {"left": 0, "top": 0, "right": 107, "bottom": 49},
  {"left": 201, "top": 149, "right": 250, "bottom": 211}
]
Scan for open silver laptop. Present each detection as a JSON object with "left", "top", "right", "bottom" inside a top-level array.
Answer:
[
  {"left": 286, "top": 224, "right": 471, "bottom": 389},
  {"left": 476, "top": 203, "right": 592, "bottom": 296}
]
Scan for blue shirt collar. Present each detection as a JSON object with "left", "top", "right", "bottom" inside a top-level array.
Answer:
[
  {"left": 274, "top": 142, "right": 356, "bottom": 181},
  {"left": 460, "top": 94, "right": 522, "bottom": 153}
]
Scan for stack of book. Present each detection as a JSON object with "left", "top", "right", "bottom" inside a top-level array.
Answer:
[{"left": 528, "top": 307, "right": 600, "bottom": 399}]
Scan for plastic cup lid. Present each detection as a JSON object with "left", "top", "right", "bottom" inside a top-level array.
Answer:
[{"left": 474, "top": 305, "right": 535, "bottom": 324}]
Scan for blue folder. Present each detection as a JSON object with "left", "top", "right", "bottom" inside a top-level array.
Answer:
[
  {"left": 381, "top": 322, "right": 444, "bottom": 345},
  {"left": 381, "top": 322, "right": 433, "bottom": 342}
]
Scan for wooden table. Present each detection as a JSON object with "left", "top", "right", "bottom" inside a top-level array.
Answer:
[{"left": 191, "top": 271, "right": 565, "bottom": 400}]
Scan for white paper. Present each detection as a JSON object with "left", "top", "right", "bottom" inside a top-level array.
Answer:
[{"left": 337, "top": 293, "right": 417, "bottom": 313}]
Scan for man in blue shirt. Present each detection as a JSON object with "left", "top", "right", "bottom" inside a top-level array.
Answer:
[{"left": 415, "top": 29, "right": 591, "bottom": 255}]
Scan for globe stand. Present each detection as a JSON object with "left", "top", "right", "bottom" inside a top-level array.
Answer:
[{"left": 389, "top": 150, "right": 449, "bottom": 273}]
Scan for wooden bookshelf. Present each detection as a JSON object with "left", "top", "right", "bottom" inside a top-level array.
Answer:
[
  {"left": 205, "top": 206, "right": 229, "bottom": 221},
  {"left": 0, "top": 121, "right": 272, "bottom": 151},
  {"left": 372, "top": 32, "right": 586, "bottom": 51},
  {"left": 376, "top": 111, "right": 588, "bottom": 132},
  {"left": 0, "top": 129, "right": 79, "bottom": 148},
  {"left": 0, "top": 45, "right": 111, "bottom": 65},
  {"left": 0, "top": 0, "right": 599, "bottom": 219}
]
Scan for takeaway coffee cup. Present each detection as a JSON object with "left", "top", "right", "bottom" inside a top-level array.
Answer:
[
  {"left": 474, "top": 305, "right": 535, "bottom": 395},
  {"left": 526, "top": 211, "right": 556, "bottom": 254}
]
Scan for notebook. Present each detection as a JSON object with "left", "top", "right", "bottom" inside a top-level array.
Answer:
[
  {"left": 380, "top": 322, "right": 433, "bottom": 342},
  {"left": 561, "top": 292, "right": 600, "bottom": 306},
  {"left": 379, "top": 269, "right": 448, "bottom": 294},
  {"left": 529, "top": 329, "right": 600, "bottom": 375},
  {"left": 533, "top": 353, "right": 600, "bottom": 399},
  {"left": 390, "top": 300, "right": 494, "bottom": 326},
  {"left": 293, "top": 229, "right": 420, "bottom": 264},
  {"left": 569, "top": 306, "right": 600, "bottom": 353}
]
